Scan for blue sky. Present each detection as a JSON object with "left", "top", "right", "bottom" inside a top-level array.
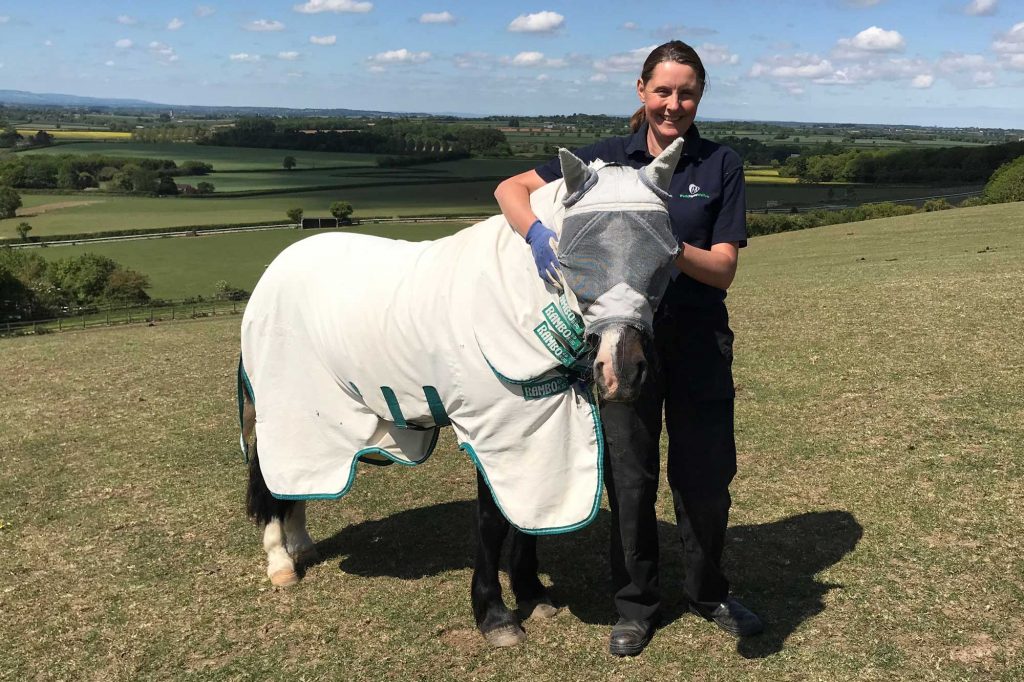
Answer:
[{"left": 1, "top": 1, "right": 1022, "bottom": 127}]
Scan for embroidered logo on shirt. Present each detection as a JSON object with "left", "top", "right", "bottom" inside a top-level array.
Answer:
[{"left": 679, "top": 183, "right": 710, "bottom": 200}]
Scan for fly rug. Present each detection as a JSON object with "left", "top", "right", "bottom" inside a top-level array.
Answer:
[{"left": 239, "top": 138, "right": 685, "bottom": 647}]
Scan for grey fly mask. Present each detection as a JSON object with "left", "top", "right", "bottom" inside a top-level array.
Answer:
[{"left": 556, "top": 138, "right": 684, "bottom": 335}]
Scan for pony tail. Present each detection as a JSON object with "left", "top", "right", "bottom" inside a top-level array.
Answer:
[{"left": 629, "top": 106, "right": 646, "bottom": 133}]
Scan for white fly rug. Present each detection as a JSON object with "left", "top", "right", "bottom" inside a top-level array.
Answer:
[{"left": 239, "top": 179, "right": 603, "bottom": 534}]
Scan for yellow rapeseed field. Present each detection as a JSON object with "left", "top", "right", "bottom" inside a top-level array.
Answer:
[{"left": 15, "top": 129, "right": 132, "bottom": 140}]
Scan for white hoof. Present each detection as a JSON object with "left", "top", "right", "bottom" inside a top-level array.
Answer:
[
  {"left": 483, "top": 624, "right": 527, "bottom": 648},
  {"left": 270, "top": 568, "right": 299, "bottom": 587},
  {"left": 519, "top": 598, "right": 559, "bottom": 620}
]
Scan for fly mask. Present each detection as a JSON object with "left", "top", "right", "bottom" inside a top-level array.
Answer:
[{"left": 555, "top": 138, "right": 684, "bottom": 336}]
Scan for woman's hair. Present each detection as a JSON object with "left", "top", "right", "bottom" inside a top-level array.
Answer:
[{"left": 630, "top": 40, "right": 707, "bottom": 133}]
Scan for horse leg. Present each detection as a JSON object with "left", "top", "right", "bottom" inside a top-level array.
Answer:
[
  {"left": 472, "top": 471, "right": 526, "bottom": 647},
  {"left": 509, "top": 531, "right": 558, "bottom": 620},
  {"left": 246, "top": 443, "right": 299, "bottom": 587},
  {"left": 283, "top": 501, "right": 319, "bottom": 567}
]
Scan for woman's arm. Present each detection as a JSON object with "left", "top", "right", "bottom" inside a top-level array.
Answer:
[
  {"left": 674, "top": 241, "right": 740, "bottom": 291},
  {"left": 494, "top": 169, "right": 548, "bottom": 239}
]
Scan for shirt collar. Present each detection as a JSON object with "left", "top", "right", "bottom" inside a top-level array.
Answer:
[{"left": 626, "top": 121, "right": 701, "bottom": 160}]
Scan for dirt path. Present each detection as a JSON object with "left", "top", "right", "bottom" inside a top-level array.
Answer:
[{"left": 17, "top": 200, "right": 103, "bottom": 216}]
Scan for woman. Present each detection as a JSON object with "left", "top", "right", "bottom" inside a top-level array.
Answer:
[{"left": 494, "top": 40, "right": 762, "bottom": 656}]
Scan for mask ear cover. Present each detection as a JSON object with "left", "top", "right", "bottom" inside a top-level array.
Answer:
[
  {"left": 558, "top": 147, "right": 599, "bottom": 207},
  {"left": 638, "top": 137, "right": 684, "bottom": 200}
]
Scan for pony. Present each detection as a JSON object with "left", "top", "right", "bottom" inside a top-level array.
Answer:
[{"left": 239, "top": 138, "right": 685, "bottom": 646}]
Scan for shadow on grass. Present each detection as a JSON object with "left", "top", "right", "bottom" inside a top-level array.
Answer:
[{"left": 312, "top": 503, "right": 861, "bottom": 657}]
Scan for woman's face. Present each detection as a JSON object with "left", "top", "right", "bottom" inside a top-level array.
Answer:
[{"left": 637, "top": 61, "right": 703, "bottom": 144}]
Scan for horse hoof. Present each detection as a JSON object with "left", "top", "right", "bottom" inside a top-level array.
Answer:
[
  {"left": 270, "top": 568, "right": 299, "bottom": 587},
  {"left": 483, "top": 624, "right": 527, "bottom": 648},
  {"left": 519, "top": 598, "right": 559, "bottom": 620},
  {"left": 294, "top": 547, "right": 320, "bottom": 566}
]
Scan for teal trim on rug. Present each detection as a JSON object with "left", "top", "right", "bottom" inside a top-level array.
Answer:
[
  {"left": 422, "top": 385, "right": 451, "bottom": 426},
  {"left": 270, "top": 426, "right": 441, "bottom": 501},
  {"left": 457, "top": 384, "right": 604, "bottom": 536},
  {"left": 237, "top": 356, "right": 256, "bottom": 463},
  {"left": 380, "top": 386, "right": 407, "bottom": 428}
]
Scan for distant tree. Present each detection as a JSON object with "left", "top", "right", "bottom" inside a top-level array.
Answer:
[
  {"left": 214, "top": 279, "right": 249, "bottom": 301},
  {"left": 507, "top": 117, "right": 520, "bottom": 128},
  {"left": 0, "top": 126, "right": 22, "bottom": 148},
  {"left": 0, "top": 186, "right": 22, "bottom": 219},
  {"left": 329, "top": 201, "right": 353, "bottom": 224},
  {"left": 922, "top": 198, "right": 953, "bottom": 212},
  {"left": 49, "top": 253, "right": 119, "bottom": 306},
  {"left": 195, "top": 181, "right": 215, "bottom": 194},
  {"left": 179, "top": 160, "right": 214, "bottom": 176},
  {"left": 15, "top": 222, "right": 31, "bottom": 240},
  {"left": 286, "top": 207, "right": 304, "bottom": 225},
  {"left": 283, "top": 155, "right": 297, "bottom": 171},
  {"left": 983, "top": 156, "right": 1024, "bottom": 204},
  {"left": 156, "top": 176, "right": 179, "bottom": 196},
  {"left": 30, "top": 130, "right": 53, "bottom": 146},
  {"left": 104, "top": 267, "right": 151, "bottom": 303}
]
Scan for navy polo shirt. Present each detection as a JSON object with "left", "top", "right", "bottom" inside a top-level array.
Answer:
[{"left": 534, "top": 123, "right": 747, "bottom": 307}]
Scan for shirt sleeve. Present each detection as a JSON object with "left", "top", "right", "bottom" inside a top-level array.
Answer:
[
  {"left": 712, "top": 149, "right": 748, "bottom": 248},
  {"left": 533, "top": 140, "right": 607, "bottom": 183}
]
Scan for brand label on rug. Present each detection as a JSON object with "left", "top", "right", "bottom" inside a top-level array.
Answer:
[
  {"left": 521, "top": 375, "right": 571, "bottom": 400},
  {"left": 533, "top": 321, "right": 576, "bottom": 367},
  {"left": 542, "top": 303, "right": 584, "bottom": 353}
]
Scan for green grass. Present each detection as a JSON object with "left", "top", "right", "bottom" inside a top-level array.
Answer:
[
  {"left": 1, "top": 202, "right": 1022, "bottom": 679},
  {"left": 15, "top": 142, "right": 383, "bottom": 171},
  {"left": 30, "top": 222, "right": 472, "bottom": 299},
  {"left": 6, "top": 182, "right": 501, "bottom": 237}
]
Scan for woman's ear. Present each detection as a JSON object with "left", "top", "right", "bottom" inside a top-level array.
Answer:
[{"left": 636, "top": 78, "right": 645, "bottom": 103}]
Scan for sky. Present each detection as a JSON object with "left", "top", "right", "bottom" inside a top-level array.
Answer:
[{"left": 0, "top": 1, "right": 1022, "bottom": 128}]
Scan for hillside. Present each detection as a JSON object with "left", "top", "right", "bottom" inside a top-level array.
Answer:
[{"left": 1, "top": 204, "right": 1021, "bottom": 679}]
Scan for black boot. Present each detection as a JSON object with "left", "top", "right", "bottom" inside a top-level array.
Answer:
[{"left": 608, "top": 617, "right": 656, "bottom": 656}]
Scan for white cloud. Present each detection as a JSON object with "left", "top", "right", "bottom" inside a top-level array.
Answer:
[
  {"left": 0, "top": 16, "right": 10, "bottom": 24},
  {"left": 936, "top": 52, "right": 998, "bottom": 87},
  {"left": 965, "top": 0, "right": 997, "bottom": 16},
  {"left": 278, "top": 51, "right": 299, "bottom": 60},
  {"left": 230, "top": 52, "right": 261, "bottom": 62},
  {"left": 368, "top": 48, "right": 432, "bottom": 64},
  {"left": 536, "top": 74, "right": 550, "bottom": 81},
  {"left": 589, "top": 73, "right": 608, "bottom": 82},
  {"left": 697, "top": 43, "right": 740, "bottom": 66},
  {"left": 168, "top": 18, "right": 184, "bottom": 30},
  {"left": 453, "top": 51, "right": 491, "bottom": 69},
  {"left": 117, "top": 15, "right": 137, "bottom": 25},
  {"left": 246, "top": 19, "right": 285, "bottom": 32},
  {"left": 911, "top": 74, "right": 934, "bottom": 88},
  {"left": 195, "top": 6, "right": 215, "bottom": 18},
  {"left": 511, "top": 51, "right": 544, "bottom": 66},
  {"left": 750, "top": 54, "right": 834, "bottom": 79},
  {"left": 508, "top": 11, "right": 564, "bottom": 33},
  {"left": 1002, "top": 53, "right": 1024, "bottom": 70},
  {"left": 115, "top": 38, "right": 133, "bottom": 49},
  {"left": 149, "top": 41, "right": 178, "bottom": 63},
  {"left": 105, "top": 60, "right": 115, "bottom": 67},
  {"left": 845, "top": 0, "right": 881, "bottom": 6},
  {"left": 420, "top": 11, "right": 454, "bottom": 24},
  {"left": 309, "top": 34, "right": 337, "bottom": 45},
  {"left": 834, "top": 26, "right": 905, "bottom": 59},
  {"left": 593, "top": 45, "right": 658, "bottom": 73},
  {"left": 44, "top": 39, "right": 53, "bottom": 47},
  {"left": 992, "top": 22, "right": 1024, "bottom": 53},
  {"left": 294, "top": 0, "right": 372, "bottom": 13},
  {"left": 622, "top": 22, "right": 638, "bottom": 30}
]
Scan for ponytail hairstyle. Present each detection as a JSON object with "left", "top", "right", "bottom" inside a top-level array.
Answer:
[{"left": 630, "top": 40, "right": 708, "bottom": 133}]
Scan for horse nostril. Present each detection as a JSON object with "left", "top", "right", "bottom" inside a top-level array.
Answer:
[
  {"left": 635, "top": 359, "right": 648, "bottom": 385},
  {"left": 594, "top": 360, "right": 605, "bottom": 379}
]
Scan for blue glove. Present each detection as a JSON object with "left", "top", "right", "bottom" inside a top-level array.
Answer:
[{"left": 525, "top": 219, "right": 561, "bottom": 288}]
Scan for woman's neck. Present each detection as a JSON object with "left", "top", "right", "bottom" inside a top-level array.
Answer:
[{"left": 646, "top": 124, "right": 686, "bottom": 157}]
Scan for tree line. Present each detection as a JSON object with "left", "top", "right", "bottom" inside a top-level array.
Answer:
[
  {"left": 779, "top": 140, "right": 1024, "bottom": 184},
  {"left": 0, "top": 154, "right": 212, "bottom": 193},
  {"left": 0, "top": 249, "right": 151, "bottom": 321},
  {"left": 200, "top": 118, "right": 512, "bottom": 156}
]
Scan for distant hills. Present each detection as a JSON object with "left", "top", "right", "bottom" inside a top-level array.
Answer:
[{"left": 0, "top": 89, "right": 436, "bottom": 118}]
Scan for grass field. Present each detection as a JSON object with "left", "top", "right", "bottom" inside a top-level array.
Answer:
[
  {"left": 15, "top": 142, "right": 383, "bottom": 171},
  {"left": 30, "top": 222, "right": 473, "bottom": 299},
  {"left": 1, "top": 203, "right": 1021, "bottom": 679}
]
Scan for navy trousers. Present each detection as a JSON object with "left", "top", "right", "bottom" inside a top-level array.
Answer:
[{"left": 600, "top": 303, "right": 738, "bottom": 623}]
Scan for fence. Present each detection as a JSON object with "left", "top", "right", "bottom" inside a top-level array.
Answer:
[{"left": 0, "top": 298, "right": 250, "bottom": 338}]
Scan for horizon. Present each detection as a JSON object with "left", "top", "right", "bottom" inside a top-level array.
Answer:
[{"left": 1, "top": 1, "right": 1022, "bottom": 128}]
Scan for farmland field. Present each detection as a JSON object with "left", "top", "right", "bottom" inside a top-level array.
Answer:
[
  {"left": 2, "top": 202, "right": 1021, "bottom": 679},
  {"left": 31, "top": 222, "right": 473, "bottom": 300}
]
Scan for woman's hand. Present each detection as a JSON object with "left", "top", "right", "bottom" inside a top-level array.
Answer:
[{"left": 525, "top": 220, "right": 561, "bottom": 287}]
